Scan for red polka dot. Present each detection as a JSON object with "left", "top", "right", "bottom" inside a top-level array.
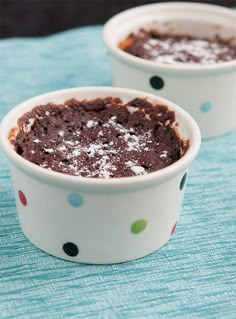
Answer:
[
  {"left": 18, "top": 190, "right": 27, "bottom": 206},
  {"left": 171, "top": 221, "right": 177, "bottom": 236}
]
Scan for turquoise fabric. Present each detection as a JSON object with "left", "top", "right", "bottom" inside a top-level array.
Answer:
[{"left": 0, "top": 26, "right": 235, "bottom": 319}]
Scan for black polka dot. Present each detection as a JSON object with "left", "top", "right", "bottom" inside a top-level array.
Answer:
[
  {"left": 63, "top": 242, "right": 79, "bottom": 257},
  {"left": 180, "top": 173, "right": 187, "bottom": 191},
  {"left": 150, "top": 76, "right": 164, "bottom": 90}
]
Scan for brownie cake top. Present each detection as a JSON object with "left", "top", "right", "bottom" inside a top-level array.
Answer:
[
  {"left": 10, "top": 97, "right": 188, "bottom": 178},
  {"left": 119, "top": 29, "right": 236, "bottom": 65}
]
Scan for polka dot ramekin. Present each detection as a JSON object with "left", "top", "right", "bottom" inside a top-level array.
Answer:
[
  {"left": 103, "top": 2, "right": 236, "bottom": 139},
  {"left": 0, "top": 87, "right": 201, "bottom": 264}
]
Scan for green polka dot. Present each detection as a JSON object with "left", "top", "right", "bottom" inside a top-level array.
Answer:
[{"left": 131, "top": 219, "right": 147, "bottom": 234}]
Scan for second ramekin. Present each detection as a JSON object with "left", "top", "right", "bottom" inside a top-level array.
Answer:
[{"left": 103, "top": 2, "right": 236, "bottom": 139}]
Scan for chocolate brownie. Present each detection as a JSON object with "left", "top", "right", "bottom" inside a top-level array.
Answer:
[
  {"left": 10, "top": 97, "right": 188, "bottom": 178},
  {"left": 119, "top": 29, "right": 236, "bottom": 64}
]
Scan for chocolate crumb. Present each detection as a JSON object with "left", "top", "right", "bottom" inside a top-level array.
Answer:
[
  {"left": 119, "top": 29, "right": 236, "bottom": 64},
  {"left": 10, "top": 97, "right": 188, "bottom": 178}
]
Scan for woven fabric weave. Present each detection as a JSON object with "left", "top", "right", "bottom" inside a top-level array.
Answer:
[{"left": 0, "top": 26, "right": 235, "bottom": 319}]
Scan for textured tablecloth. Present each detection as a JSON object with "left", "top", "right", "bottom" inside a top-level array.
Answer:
[{"left": 0, "top": 26, "right": 235, "bottom": 319}]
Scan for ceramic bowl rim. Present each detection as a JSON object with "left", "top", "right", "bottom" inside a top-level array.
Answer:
[
  {"left": 103, "top": 2, "right": 236, "bottom": 75},
  {"left": 0, "top": 87, "right": 201, "bottom": 191}
]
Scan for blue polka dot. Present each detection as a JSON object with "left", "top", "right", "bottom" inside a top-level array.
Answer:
[
  {"left": 67, "top": 193, "right": 83, "bottom": 207},
  {"left": 200, "top": 101, "right": 212, "bottom": 113}
]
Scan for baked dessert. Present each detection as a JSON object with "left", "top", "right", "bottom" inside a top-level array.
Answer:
[
  {"left": 10, "top": 97, "right": 188, "bottom": 178},
  {"left": 119, "top": 29, "right": 236, "bottom": 64}
]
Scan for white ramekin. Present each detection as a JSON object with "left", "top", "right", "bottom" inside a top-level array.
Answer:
[
  {"left": 103, "top": 2, "right": 236, "bottom": 139},
  {"left": 0, "top": 87, "right": 201, "bottom": 264}
]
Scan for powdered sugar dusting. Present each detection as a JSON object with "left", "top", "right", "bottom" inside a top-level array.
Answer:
[
  {"left": 123, "top": 30, "right": 236, "bottom": 65},
  {"left": 24, "top": 118, "right": 35, "bottom": 133},
  {"left": 125, "top": 160, "right": 147, "bottom": 176},
  {"left": 146, "top": 37, "right": 236, "bottom": 64},
  {"left": 131, "top": 166, "right": 146, "bottom": 175},
  {"left": 86, "top": 120, "right": 98, "bottom": 128},
  {"left": 14, "top": 97, "right": 185, "bottom": 178},
  {"left": 91, "top": 155, "right": 117, "bottom": 179},
  {"left": 58, "top": 131, "right": 64, "bottom": 137},
  {"left": 50, "top": 115, "right": 154, "bottom": 177},
  {"left": 44, "top": 148, "right": 54, "bottom": 153},
  {"left": 127, "top": 106, "right": 138, "bottom": 114},
  {"left": 160, "top": 150, "right": 168, "bottom": 158}
]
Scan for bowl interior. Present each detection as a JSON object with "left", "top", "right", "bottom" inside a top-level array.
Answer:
[
  {"left": 0, "top": 87, "right": 201, "bottom": 190},
  {"left": 105, "top": 3, "right": 236, "bottom": 47},
  {"left": 3, "top": 87, "right": 195, "bottom": 145}
]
